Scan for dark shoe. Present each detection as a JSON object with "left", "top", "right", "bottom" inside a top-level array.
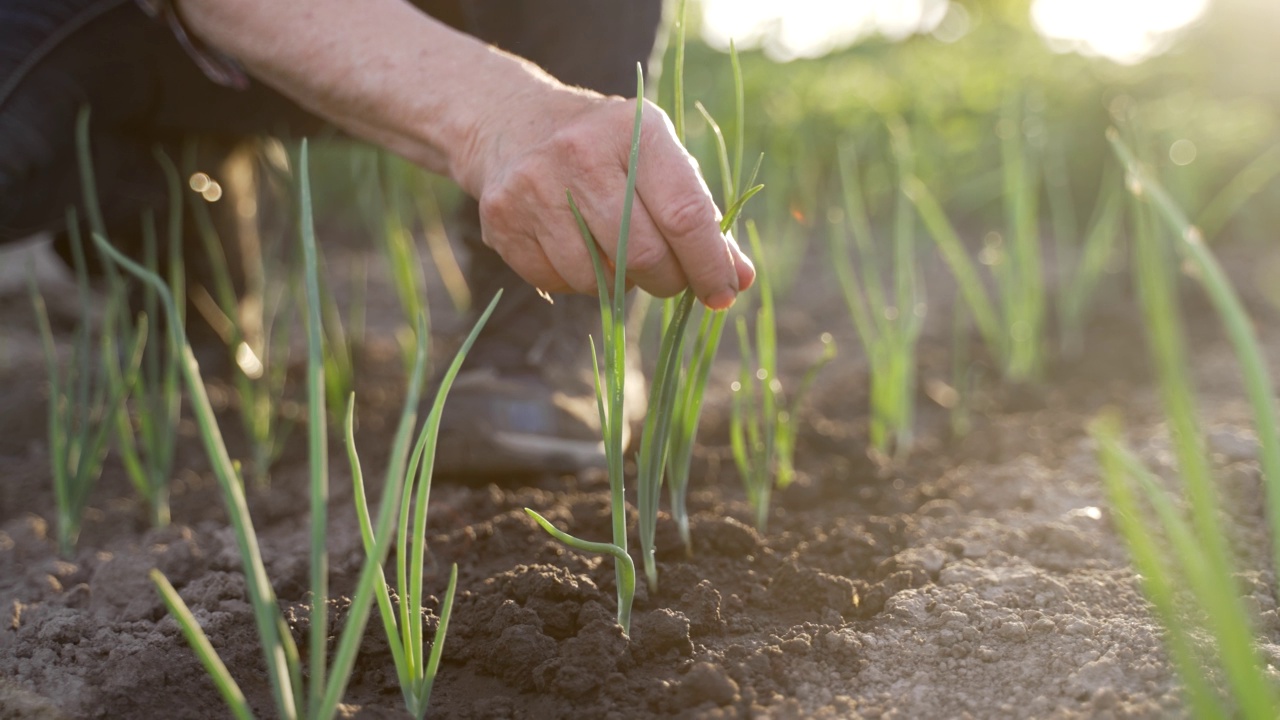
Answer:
[{"left": 432, "top": 284, "right": 645, "bottom": 479}]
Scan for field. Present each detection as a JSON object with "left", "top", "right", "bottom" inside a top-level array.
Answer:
[{"left": 3, "top": 2, "right": 1280, "bottom": 718}]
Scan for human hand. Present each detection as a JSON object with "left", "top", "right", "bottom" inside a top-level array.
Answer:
[
  {"left": 175, "top": 0, "right": 749, "bottom": 306},
  {"left": 458, "top": 89, "right": 755, "bottom": 309}
]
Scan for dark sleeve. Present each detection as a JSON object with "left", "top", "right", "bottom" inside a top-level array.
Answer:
[{"left": 135, "top": 0, "right": 248, "bottom": 89}]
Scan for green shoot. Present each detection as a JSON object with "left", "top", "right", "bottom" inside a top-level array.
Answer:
[
  {"left": 997, "top": 96, "right": 1046, "bottom": 381},
  {"left": 1054, "top": 163, "right": 1124, "bottom": 356},
  {"left": 730, "top": 314, "right": 769, "bottom": 532},
  {"left": 906, "top": 97, "right": 1052, "bottom": 384},
  {"left": 107, "top": 150, "right": 188, "bottom": 528},
  {"left": 1109, "top": 128, "right": 1280, "bottom": 587},
  {"left": 409, "top": 170, "right": 471, "bottom": 313},
  {"left": 829, "top": 128, "right": 924, "bottom": 460},
  {"left": 664, "top": 307, "right": 726, "bottom": 556},
  {"left": 1196, "top": 142, "right": 1280, "bottom": 241},
  {"left": 76, "top": 111, "right": 185, "bottom": 530},
  {"left": 372, "top": 151, "right": 431, "bottom": 343},
  {"left": 30, "top": 212, "right": 140, "bottom": 556},
  {"left": 1086, "top": 165, "right": 1276, "bottom": 715},
  {"left": 316, "top": 249, "right": 365, "bottom": 427},
  {"left": 653, "top": 6, "right": 764, "bottom": 576},
  {"left": 525, "top": 66, "right": 646, "bottom": 633},
  {"left": 731, "top": 221, "right": 835, "bottom": 532},
  {"left": 350, "top": 291, "right": 500, "bottom": 719},
  {"left": 298, "top": 141, "right": 331, "bottom": 710},
  {"left": 635, "top": 290, "right": 696, "bottom": 592},
  {"left": 661, "top": 34, "right": 768, "bottom": 555},
  {"left": 188, "top": 154, "right": 296, "bottom": 484},
  {"left": 96, "top": 139, "right": 452, "bottom": 719},
  {"left": 150, "top": 570, "right": 253, "bottom": 720},
  {"left": 1089, "top": 415, "right": 1231, "bottom": 720}
]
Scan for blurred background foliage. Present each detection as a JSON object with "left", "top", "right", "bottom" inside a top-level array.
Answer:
[{"left": 664, "top": 0, "right": 1279, "bottom": 249}]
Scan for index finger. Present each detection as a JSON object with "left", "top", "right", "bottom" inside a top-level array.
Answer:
[{"left": 635, "top": 110, "right": 755, "bottom": 310}]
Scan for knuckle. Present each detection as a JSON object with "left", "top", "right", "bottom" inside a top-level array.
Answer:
[
  {"left": 553, "top": 129, "right": 594, "bottom": 168},
  {"left": 661, "top": 193, "right": 717, "bottom": 241},
  {"left": 625, "top": 239, "right": 669, "bottom": 274},
  {"left": 479, "top": 185, "right": 515, "bottom": 228}
]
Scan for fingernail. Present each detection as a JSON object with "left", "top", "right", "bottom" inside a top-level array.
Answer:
[{"left": 706, "top": 288, "right": 737, "bottom": 310}]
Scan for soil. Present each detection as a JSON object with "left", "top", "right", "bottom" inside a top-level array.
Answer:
[{"left": 2, "top": 234, "right": 1278, "bottom": 719}]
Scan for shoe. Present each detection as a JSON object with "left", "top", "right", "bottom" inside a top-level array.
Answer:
[{"left": 431, "top": 282, "right": 646, "bottom": 479}]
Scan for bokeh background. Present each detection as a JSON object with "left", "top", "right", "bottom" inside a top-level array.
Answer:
[{"left": 678, "top": 0, "right": 1279, "bottom": 237}]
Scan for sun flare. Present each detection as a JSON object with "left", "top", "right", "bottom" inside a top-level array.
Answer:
[{"left": 699, "top": 0, "right": 1211, "bottom": 63}]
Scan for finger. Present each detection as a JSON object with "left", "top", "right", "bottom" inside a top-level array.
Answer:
[
  {"left": 535, "top": 199, "right": 602, "bottom": 295},
  {"left": 479, "top": 218, "right": 573, "bottom": 293},
  {"left": 725, "top": 229, "right": 756, "bottom": 293},
  {"left": 575, "top": 178, "right": 688, "bottom": 299},
  {"left": 635, "top": 112, "right": 742, "bottom": 309},
  {"left": 624, "top": 194, "right": 688, "bottom": 298},
  {"left": 480, "top": 176, "right": 594, "bottom": 294}
]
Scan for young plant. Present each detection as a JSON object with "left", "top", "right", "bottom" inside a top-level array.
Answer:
[
  {"left": 641, "top": 190, "right": 760, "bottom": 590},
  {"left": 662, "top": 307, "right": 726, "bottom": 557},
  {"left": 188, "top": 147, "right": 296, "bottom": 484},
  {"left": 524, "top": 68, "right": 647, "bottom": 633},
  {"left": 1049, "top": 158, "right": 1125, "bottom": 357},
  {"left": 1109, "top": 128, "right": 1280, "bottom": 580},
  {"left": 316, "top": 248, "right": 366, "bottom": 426},
  {"left": 348, "top": 291, "right": 499, "bottom": 719},
  {"left": 97, "top": 140, "right": 462, "bottom": 719},
  {"left": 905, "top": 96, "right": 1048, "bottom": 384},
  {"left": 30, "top": 211, "right": 141, "bottom": 556},
  {"left": 730, "top": 221, "right": 836, "bottom": 533},
  {"left": 1196, "top": 141, "right": 1280, "bottom": 242},
  {"left": 106, "top": 152, "right": 188, "bottom": 528},
  {"left": 829, "top": 125, "right": 924, "bottom": 460},
  {"left": 659, "top": 4, "right": 762, "bottom": 566},
  {"left": 69, "top": 109, "right": 188, "bottom": 530},
  {"left": 359, "top": 150, "right": 434, "bottom": 361},
  {"left": 1087, "top": 129, "right": 1280, "bottom": 718}
]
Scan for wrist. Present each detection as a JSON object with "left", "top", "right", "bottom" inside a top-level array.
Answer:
[{"left": 444, "top": 57, "right": 600, "bottom": 199}]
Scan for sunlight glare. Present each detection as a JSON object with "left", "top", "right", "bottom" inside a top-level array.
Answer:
[
  {"left": 699, "top": 0, "right": 1209, "bottom": 63},
  {"left": 1031, "top": 0, "right": 1210, "bottom": 64},
  {"left": 700, "top": 0, "right": 949, "bottom": 61}
]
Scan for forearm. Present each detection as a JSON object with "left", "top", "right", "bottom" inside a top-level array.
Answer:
[
  {"left": 174, "top": 0, "right": 582, "bottom": 194},
  {"left": 175, "top": 0, "right": 754, "bottom": 307}
]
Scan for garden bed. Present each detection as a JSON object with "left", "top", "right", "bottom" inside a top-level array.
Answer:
[{"left": 2, "top": 238, "right": 1277, "bottom": 719}]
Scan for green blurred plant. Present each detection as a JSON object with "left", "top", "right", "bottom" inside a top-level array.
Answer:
[
  {"left": 1045, "top": 139, "right": 1125, "bottom": 357},
  {"left": 829, "top": 123, "right": 924, "bottom": 461},
  {"left": 188, "top": 152, "right": 297, "bottom": 484},
  {"left": 105, "top": 151, "right": 188, "bottom": 529},
  {"left": 30, "top": 212, "right": 140, "bottom": 557},
  {"left": 316, "top": 248, "right": 365, "bottom": 427},
  {"left": 905, "top": 97, "right": 1050, "bottom": 384},
  {"left": 731, "top": 221, "right": 836, "bottom": 533},
  {"left": 1089, "top": 129, "right": 1280, "bottom": 719},
  {"left": 101, "top": 140, "right": 464, "bottom": 719}
]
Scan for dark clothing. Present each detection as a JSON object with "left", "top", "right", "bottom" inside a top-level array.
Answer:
[{"left": 0, "top": 0, "right": 663, "bottom": 249}]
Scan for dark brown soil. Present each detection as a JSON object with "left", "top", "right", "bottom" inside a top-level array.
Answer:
[{"left": 2, "top": 236, "right": 1278, "bottom": 719}]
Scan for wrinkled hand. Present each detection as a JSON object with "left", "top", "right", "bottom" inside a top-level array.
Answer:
[{"left": 462, "top": 90, "right": 755, "bottom": 309}]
